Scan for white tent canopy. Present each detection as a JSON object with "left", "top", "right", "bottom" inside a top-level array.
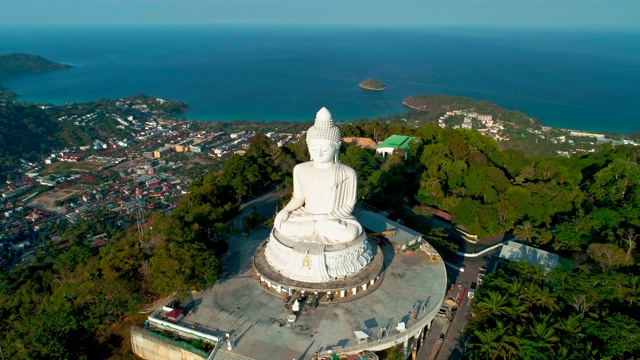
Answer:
[{"left": 354, "top": 330, "right": 369, "bottom": 344}]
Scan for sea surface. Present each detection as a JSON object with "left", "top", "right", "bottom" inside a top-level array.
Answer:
[{"left": 0, "top": 25, "right": 639, "bottom": 133}]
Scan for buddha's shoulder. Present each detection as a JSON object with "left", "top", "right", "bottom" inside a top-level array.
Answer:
[
  {"left": 339, "top": 163, "right": 357, "bottom": 177},
  {"left": 294, "top": 162, "right": 314, "bottom": 171}
]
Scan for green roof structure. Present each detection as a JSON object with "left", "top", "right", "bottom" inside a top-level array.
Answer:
[{"left": 375, "top": 135, "right": 415, "bottom": 158}]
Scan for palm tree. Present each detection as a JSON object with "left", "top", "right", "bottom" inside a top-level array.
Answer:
[
  {"left": 624, "top": 275, "right": 640, "bottom": 306},
  {"left": 513, "top": 221, "right": 538, "bottom": 244},
  {"left": 520, "top": 284, "right": 540, "bottom": 310},
  {"left": 474, "top": 290, "right": 512, "bottom": 320},
  {"left": 505, "top": 277, "right": 524, "bottom": 296},
  {"left": 468, "top": 323, "right": 520, "bottom": 360},
  {"left": 529, "top": 320, "right": 560, "bottom": 346},
  {"left": 555, "top": 313, "right": 585, "bottom": 341},
  {"left": 554, "top": 345, "right": 571, "bottom": 359},
  {"left": 532, "top": 287, "right": 560, "bottom": 313},
  {"left": 513, "top": 261, "right": 546, "bottom": 283}
]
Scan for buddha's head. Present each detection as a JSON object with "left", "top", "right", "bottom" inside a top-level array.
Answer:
[{"left": 307, "top": 107, "right": 341, "bottom": 164}]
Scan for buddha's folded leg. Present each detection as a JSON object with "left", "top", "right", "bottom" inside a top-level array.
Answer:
[
  {"left": 277, "top": 218, "right": 316, "bottom": 237},
  {"left": 315, "top": 219, "right": 360, "bottom": 243}
]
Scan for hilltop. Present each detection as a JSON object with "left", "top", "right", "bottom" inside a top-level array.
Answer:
[
  {"left": 399, "top": 94, "right": 636, "bottom": 157},
  {"left": 403, "top": 94, "right": 537, "bottom": 124},
  {"left": 0, "top": 53, "right": 72, "bottom": 77}
]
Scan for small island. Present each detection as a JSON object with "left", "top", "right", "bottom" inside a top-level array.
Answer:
[
  {"left": 359, "top": 78, "right": 386, "bottom": 91},
  {"left": 0, "top": 53, "right": 72, "bottom": 77}
]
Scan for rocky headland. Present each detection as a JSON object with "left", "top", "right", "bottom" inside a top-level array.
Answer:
[{"left": 0, "top": 53, "right": 73, "bottom": 77}]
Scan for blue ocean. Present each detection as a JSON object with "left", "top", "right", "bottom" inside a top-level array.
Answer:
[{"left": 0, "top": 25, "right": 639, "bottom": 133}]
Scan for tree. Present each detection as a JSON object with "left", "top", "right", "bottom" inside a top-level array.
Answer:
[
  {"left": 384, "top": 346, "right": 405, "bottom": 360},
  {"left": 468, "top": 323, "right": 519, "bottom": 360},
  {"left": 150, "top": 240, "right": 223, "bottom": 297},
  {"left": 584, "top": 312, "right": 640, "bottom": 358},
  {"left": 423, "top": 227, "right": 458, "bottom": 258},
  {"left": 531, "top": 287, "right": 560, "bottom": 313},
  {"left": 339, "top": 145, "right": 377, "bottom": 181},
  {"left": 245, "top": 132, "right": 273, "bottom": 159},
  {"left": 513, "top": 221, "right": 537, "bottom": 244},
  {"left": 528, "top": 320, "right": 560, "bottom": 346},
  {"left": 474, "top": 290, "right": 511, "bottom": 320},
  {"left": 617, "top": 228, "right": 638, "bottom": 261},
  {"left": 587, "top": 243, "right": 633, "bottom": 272},
  {"left": 623, "top": 276, "right": 640, "bottom": 306}
]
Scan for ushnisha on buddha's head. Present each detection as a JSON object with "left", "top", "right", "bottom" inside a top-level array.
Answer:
[{"left": 306, "top": 107, "right": 341, "bottom": 166}]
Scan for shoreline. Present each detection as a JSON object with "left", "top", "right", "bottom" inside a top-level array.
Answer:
[
  {"left": 2, "top": 28, "right": 638, "bottom": 135},
  {"left": 401, "top": 100, "right": 637, "bottom": 136},
  {"left": 3, "top": 85, "right": 637, "bottom": 136}
]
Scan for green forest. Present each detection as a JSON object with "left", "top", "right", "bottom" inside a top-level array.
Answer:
[{"left": 1, "top": 117, "right": 639, "bottom": 358}]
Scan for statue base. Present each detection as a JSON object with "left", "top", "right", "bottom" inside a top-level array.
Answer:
[{"left": 263, "top": 229, "right": 373, "bottom": 283}]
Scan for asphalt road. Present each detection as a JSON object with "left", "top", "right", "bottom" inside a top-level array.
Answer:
[
  {"left": 231, "top": 187, "right": 285, "bottom": 230},
  {"left": 413, "top": 218, "right": 507, "bottom": 360}
]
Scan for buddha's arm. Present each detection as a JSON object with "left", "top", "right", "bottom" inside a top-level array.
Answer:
[
  {"left": 283, "top": 166, "right": 305, "bottom": 212},
  {"left": 328, "top": 167, "right": 357, "bottom": 219},
  {"left": 274, "top": 166, "right": 306, "bottom": 229}
]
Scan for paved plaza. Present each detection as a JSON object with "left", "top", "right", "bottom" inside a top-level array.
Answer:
[{"left": 178, "top": 227, "right": 447, "bottom": 359}]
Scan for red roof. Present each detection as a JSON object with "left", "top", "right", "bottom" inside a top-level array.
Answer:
[
  {"left": 423, "top": 205, "right": 452, "bottom": 221},
  {"left": 167, "top": 308, "right": 184, "bottom": 323},
  {"left": 434, "top": 209, "right": 452, "bottom": 221}
]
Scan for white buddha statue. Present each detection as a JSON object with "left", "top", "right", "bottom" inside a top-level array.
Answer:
[
  {"left": 274, "top": 107, "right": 362, "bottom": 244},
  {"left": 263, "top": 107, "right": 372, "bottom": 283}
]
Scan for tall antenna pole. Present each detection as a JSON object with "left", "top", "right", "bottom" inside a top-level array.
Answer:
[{"left": 128, "top": 150, "right": 145, "bottom": 245}]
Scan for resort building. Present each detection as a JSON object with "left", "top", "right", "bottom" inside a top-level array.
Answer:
[{"left": 375, "top": 135, "right": 415, "bottom": 159}]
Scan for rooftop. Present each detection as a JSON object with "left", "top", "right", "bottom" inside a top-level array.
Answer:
[
  {"left": 343, "top": 137, "right": 378, "bottom": 150},
  {"left": 357, "top": 210, "right": 423, "bottom": 246},
  {"left": 498, "top": 241, "right": 560, "bottom": 271},
  {"left": 375, "top": 135, "right": 414, "bottom": 152}
]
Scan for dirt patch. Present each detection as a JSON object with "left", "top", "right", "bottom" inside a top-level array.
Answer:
[
  {"left": 44, "top": 160, "right": 105, "bottom": 173},
  {"left": 28, "top": 187, "right": 84, "bottom": 213}
]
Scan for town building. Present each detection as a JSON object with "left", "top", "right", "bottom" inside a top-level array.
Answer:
[{"left": 153, "top": 147, "right": 172, "bottom": 158}]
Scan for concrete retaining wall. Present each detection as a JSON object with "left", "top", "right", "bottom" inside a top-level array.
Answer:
[{"left": 131, "top": 326, "right": 207, "bottom": 360}]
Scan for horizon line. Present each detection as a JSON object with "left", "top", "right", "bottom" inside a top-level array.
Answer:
[{"left": 1, "top": 23, "right": 639, "bottom": 32}]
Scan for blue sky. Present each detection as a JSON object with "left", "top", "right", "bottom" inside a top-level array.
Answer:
[{"left": 3, "top": 0, "right": 638, "bottom": 29}]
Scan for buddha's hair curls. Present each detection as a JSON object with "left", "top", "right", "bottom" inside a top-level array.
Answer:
[{"left": 307, "top": 107, "right": 341, "bottom": 148}]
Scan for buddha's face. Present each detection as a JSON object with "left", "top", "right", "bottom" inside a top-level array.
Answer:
[{"left": 308, "top": 139, "right": 337, "bottom": 165}]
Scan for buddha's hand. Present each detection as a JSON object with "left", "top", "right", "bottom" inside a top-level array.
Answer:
[
  {"left": 274, "top": 209, "right": 290, "bottom": 230},
  {"left": 301, "top": 213, "right": 332, "bottom": 221}
]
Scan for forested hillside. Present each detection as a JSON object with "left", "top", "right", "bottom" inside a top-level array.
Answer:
[
  {"left": 0, "top": 101, "right": 62, "bottom": 162},
  {"left": 0, "top": 53, "right": 72, "bottom": 77}
]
